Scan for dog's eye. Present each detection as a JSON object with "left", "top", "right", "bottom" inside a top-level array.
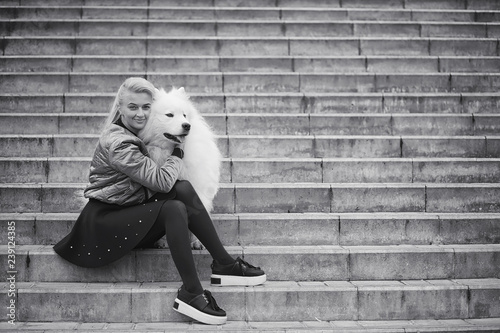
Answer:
[
  {"left": 183, "top": 114, "right": 186, "bottom": 118},
  {"left": 165, "top": 113, "right": 173, "bottom": 118}
]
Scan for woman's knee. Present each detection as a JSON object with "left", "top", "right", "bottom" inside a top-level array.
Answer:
[
  {"left": 173, "top": 180, "right": 197, "bottom": 197},
  {"left": 174, "top": 180, "right": 204, "bottom": 210},
  {"left": 159, "top": 200, "right": 187, "bottom": 219}
]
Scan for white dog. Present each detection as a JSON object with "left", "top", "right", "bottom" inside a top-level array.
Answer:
[{"left": 138, "top": 87, "right": 222, "bottom": 248}]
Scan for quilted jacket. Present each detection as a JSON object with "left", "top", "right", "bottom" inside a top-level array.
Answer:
[{"left": 84, "top": 123, "right": 182, "bottom": 206}]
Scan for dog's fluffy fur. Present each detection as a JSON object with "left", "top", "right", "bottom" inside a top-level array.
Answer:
[{"left": 138, "top": 87, "right": 221, "bottom": 214}]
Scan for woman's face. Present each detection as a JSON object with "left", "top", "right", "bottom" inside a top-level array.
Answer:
[{"left": 119, "top": 90, "right": 152, "bottom": 134}]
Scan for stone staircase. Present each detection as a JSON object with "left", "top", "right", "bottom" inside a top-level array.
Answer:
[{"left": 1, "top": 0, "right": 500, "bottom": 332}]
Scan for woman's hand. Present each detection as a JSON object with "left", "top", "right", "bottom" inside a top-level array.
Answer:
[{"left": 172, "top": 147, "right": 184, "bottom": 159}]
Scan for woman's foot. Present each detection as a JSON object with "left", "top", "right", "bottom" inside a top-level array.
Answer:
[
  {"left": 173, "top": 286, "right": 227, "bottom": 325},
  {"left": 211, "top": 257, "right": 267, "bottom": 287}
]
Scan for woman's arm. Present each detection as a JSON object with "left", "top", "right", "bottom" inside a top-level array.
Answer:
[{"left": 108, "top": 139, "right": 182, "bottom": 193}]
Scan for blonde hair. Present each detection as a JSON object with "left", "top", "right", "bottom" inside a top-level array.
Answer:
[{"left": 104, "top": 77, "right": 157, "bottom": 130}]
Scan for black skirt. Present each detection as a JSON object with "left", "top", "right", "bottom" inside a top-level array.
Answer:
[{"left": 53, "top": 190, "right": 175, "bottom": 268}]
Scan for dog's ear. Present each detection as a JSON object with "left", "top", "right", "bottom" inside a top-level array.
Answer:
[{"left": 177, "top": 87, "right": 190, "bottom": 100}]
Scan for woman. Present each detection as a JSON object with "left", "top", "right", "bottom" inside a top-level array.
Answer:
[{"left": 54, "top": 77, "right": 266, "bottom": 325}]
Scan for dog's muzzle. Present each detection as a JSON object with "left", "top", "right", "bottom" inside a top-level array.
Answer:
[
  {"left": 164, "top": 123, "right": 190, "bottom": 143},
  {"left": 163, "top": 132, "right": 188, "bottom": 144}
]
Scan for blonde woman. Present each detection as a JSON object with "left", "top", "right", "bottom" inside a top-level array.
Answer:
[{"left": 54, "top": 77, "right": 266, "bottom": 325}]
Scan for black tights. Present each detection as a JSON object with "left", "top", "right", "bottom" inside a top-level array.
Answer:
[{"left": 135, "top": 180, "right": 234, "bottom": 295}]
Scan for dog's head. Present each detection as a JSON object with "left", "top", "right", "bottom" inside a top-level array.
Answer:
[{"left": 139, "top": 87, "right": 194, "bottom": 147}]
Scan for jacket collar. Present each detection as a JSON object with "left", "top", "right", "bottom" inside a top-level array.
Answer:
[{"left": 114, "top": 117, "right": 137, "bottom": 137}]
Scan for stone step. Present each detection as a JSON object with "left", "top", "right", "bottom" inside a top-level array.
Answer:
[
  {"left": 2, "top": 244, "right": 500, "bottom": 283},
  {"left": 1, "top": 92, "right": 499, "bottom": 114},
  {"left": 4, "top": 0, "right": 500, "bottom": 9},
  {"left": 3, "top": 36, "right": 497, "bottom": 56},
  {"left": 2, "top": 113, "right": 500, "bottom": 136},
  {"left": 2, "top": 72, "right": 500, "bottom": 94},
  {"left": 2, "top": 19, "right": 498, "bottom": 38},
  {"left": 3, "top": 157, "right": 500, "bottom": 184},
  {"left": 1, "top": 6, "right": 499, "bottom": 22},
  {"left": 2, "top": 55, "right": 500, "bottom": 73},
  {"left": 2, "top": 212, "right": 500, "bottom": 247},
  {"left": 1, "top": 134, "right": 499, "bottom": 158},
  {"left": 1, "top": 183, "right": 500, "bottom": 214},
  {"left": 7, "top": 279, "right": 500, "bottom": 322},
  {"left": 3, "top": 319, "right": 500, "bottom": 333}
]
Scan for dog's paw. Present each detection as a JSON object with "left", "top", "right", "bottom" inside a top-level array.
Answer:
[
  {"left": 190, "top": 235, "right": 204, "bottom": 250},
  {"left": 153, "top": 237, "right": 168, "bottom": 249}
]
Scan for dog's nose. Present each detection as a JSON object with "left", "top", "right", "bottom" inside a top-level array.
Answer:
[{"left": 182, "top": 123, "right": 191, "bottom": 131}]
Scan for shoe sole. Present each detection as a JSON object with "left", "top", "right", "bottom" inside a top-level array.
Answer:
[
  {"left": 210, "top": 273, "right": 267, "bottom": 287},
  {"left": 173, "top": 298, "right": 227, "bottom": 325}
]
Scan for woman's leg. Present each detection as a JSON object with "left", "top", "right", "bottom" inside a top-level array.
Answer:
[
  {"left": 153, "top": 200, "right": 226, "bottom": 324},
  {"left": 174, "top": 180, "right": 234, "bottom": 264},
  {"left": 172, "top": 181, "right": 266, "bottom": 287},
  {"left": 159, "top": 200, "right": 204, "bottom": 295},
  {"left": 172, "top": 181, "right": 234, "bottom": 265}
]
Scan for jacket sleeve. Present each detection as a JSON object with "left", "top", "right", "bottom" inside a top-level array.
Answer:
[{"left": 108, "top": 138, "right": 182, "bottom": 193}]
